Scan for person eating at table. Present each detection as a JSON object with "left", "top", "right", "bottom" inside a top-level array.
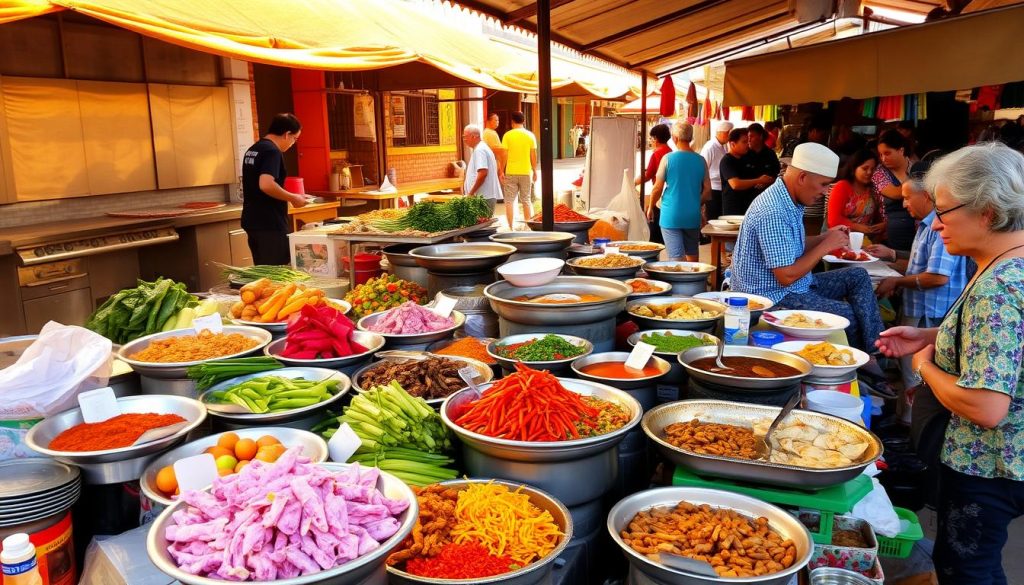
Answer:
[{"left": 731, "top": 142, "right": 885, "bottom": 353}]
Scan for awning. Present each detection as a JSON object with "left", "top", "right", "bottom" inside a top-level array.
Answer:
[
  {"left": 723, "top": 4, "right": 1024, "bottom": 107},
  {"left": 0, "top": 0, "right": 637, "bottom": 95},
  {"left": 618, "top": 94, "right": 664, "bottom": 114}
]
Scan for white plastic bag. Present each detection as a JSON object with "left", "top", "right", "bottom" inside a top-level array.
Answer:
[
  {"left": 850, "top": 476, "right": 902, "bottom": 537},
  {"left": 0, "top": 321, "right": 112, "bottom": 420},
  {"left": 604, "top": 169, "right": 650, "bottom": 242}
]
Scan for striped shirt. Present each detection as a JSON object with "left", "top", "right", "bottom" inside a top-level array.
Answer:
[
  {"left": 731, "top": 178, "right": 812, "bottom": 302},
  {"left": 903, "top": 210, "right": 969, "bottom": 318}
]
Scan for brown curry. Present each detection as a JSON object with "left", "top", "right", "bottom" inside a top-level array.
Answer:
[{"left": 690, "top": 356, "right": 801, "bottom": 378}]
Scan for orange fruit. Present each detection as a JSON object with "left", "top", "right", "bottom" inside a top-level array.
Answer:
[
  {"left": 256, "top": 435, "right": 281, "bottom": 448},
  {"left": 155, "top": 466, "right": 177, "bottom": 495},
  {"left": 234, "top": 460, "right": 250, "bottom": 473},
  {"left": 217, "top": 432, "right": 240, "bottom": 451},
  {"left": 234, "top": 438, "right": 258, "bottom": 461},
  {"left": 255, "top": 443, "right": 286, "bottom": 463},
  {"left": 217, "top": 467, "right": 233, "bottom": 477},
  {"left": 205, "top": 446, "right": 232, "bottom": 460}
]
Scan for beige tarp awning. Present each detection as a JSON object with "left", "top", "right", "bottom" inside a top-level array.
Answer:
[
  {"left": 0, "top": 0, "right": 640, "bottom": 97},
  {"left": 723, "top": 4, "right": 1024, "bottom": 107}
]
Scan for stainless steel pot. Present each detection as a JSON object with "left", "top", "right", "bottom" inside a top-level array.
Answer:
[
  {"left": 678, "top": 345, "right": 812, "bottom": 390},
  {"left": 484, "top": 277, "right": 629, "bottom": 326},
  {"left": 525, "top": 220, "right": 596, "bottom": 245},
  {"left": 440, "top": 379, "right": 641, "bottom": 506},
  {"left": 643, "top": 262, "right": 714, "bottom": 296},
  {"left": 489, "top": 231, "right": 575, "bottom": 253},
  {"left": 437, "top": 286, "right": 499, "bottom": 339},
  {"left": 383, "top": 244, "right": 430, "bottom": 289}
]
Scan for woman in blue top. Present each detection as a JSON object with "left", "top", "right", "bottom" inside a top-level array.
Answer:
[
  {"left": 646, "top": 121, "right": 711, "bottom": 261},
  {"left": 876, "top": 143, "right": 1024, "bottom": 584}
]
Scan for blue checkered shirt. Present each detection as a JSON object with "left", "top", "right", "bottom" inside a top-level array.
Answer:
[
  {"left": 731, "top": 178, "right": 812, "bottom": 303},
  {"left": 903, "top": 210, "right": 969, "bottom": 318}
]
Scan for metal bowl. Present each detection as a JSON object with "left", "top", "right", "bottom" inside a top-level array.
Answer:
[
  {"left": 24, "top": 394, "right": 206, "bottom": 484},
  {"left": 489, "top": 231, "right": 575, "bottom": 253},
  {"left": 525, "top": 219, "right": 597, "bottom": 233},
  {"left": 140, "top": 427, "right": 328, "bottom": 506},
  {"left": 386, "top": 479, "right": 573, "bottom": 585},
  {"left": 483, "top": 276, "right": 630, "bottom": 326},
  {"left": 678, "top": 345, "right": 813, "bottom": 389},
  {"left": 383, "top": 243, "right": 423, "bottom": 267},
  {"left": 351, "top": 353, "right": 493, "bottom": 407},
  {"left": 357, "top": 310, "right": 465, "bottom": 346},
  {"left": 642, "top": 400, "right": 883, "bottom": 489},
  {"left": 264, "top": 331, "right": 385, "bottom": 368},
  {"left": 147, "top": 462, "right": 417, "bottom": 585},
  {"left": 231, "top": 299, "right": 352, "bottom": 332},
  {"left": 566, "top": 254, "right": 644, "bottom": 278},
  {"left": 607, "top": 486, "right": 814, "bottom": 585},
  {"left": 643, "top": 261, "right": 716, "bottom": 282},
  {"left": 198, "top": 368, "right": 351, "bottom": 428},
  {"left": 625, "top": 297, "right": 725, "bottom": 331},
  {"left": 118, "top": 326, "right": 272, "bottom": 378},
  {"left": 440, "top": 378, "right": 641, "bottom": 506},
  {"left": 487, "top": 333, "right": 593, "bottom": 374},
  {"left": 409, "top": 243, "right": 517, "bottom": 274},
  {"left": 571, "top": 352, "right": 672, "bottom": 391},
  {"left": 624, "top": 278, "right": 672, "bottom": 298},
  {"left": 627, "top": 329, "right": 719, "bottom": 385},
  {"left": 610, "top": 241, "right": 665, "bottom": 260}
]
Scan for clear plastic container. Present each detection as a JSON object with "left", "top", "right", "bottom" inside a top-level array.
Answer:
[
  {"left": 723, "top": 296, "right": 750, "bottom": 346},
  {"left": 1, "top": 533, "right": 43, "bottom": 585}
]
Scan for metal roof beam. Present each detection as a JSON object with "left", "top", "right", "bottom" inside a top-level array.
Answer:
[{"left": 579, "top": 0, "right": 729, "bottom": 51}]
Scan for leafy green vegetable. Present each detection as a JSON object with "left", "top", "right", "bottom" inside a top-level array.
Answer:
[
  {"left": 85, "top": 278, "right": 197, "bottom": 344},
  {"left": 370, "top": 196, "right": 491, "bottom": 234},
  {"left": 217, "top": 263, "right": 311, "bottom": 283}
]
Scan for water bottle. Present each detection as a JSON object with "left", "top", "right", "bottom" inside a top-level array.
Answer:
[
  {"left": 723, "top": 297, "right": 750, "bottom": 346},
  {"left": 2, "top": 534, "right": 43, "bottom": 585}
]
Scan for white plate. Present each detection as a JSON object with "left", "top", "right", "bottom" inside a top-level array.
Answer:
[
  {"left": 764, "top": 310, "right": 850, "bottom": 340},
  {"left": 771, "top": 340, "right": 869, "bottom": 377},
  {"left": 693, "top": 291, "right": 774, "bottom": 312},
  {"left": 707, "top": 220, "right": 740, "bottom": 231},
  {"left": 823, "top": 253, "right": 878, "bottom": 264},
  {"left": 719, "top": 215, "right": 745, "bottom": 224}
]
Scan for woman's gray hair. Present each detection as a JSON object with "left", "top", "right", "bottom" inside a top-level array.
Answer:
[
  {"left": 925, "top": 142, "right": 1024, "bottom": 232},
  {"left": 671, "top": 121, "right": 693, "bottom": 143}
]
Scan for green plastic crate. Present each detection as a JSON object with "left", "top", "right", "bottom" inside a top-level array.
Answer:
[{"left": 877, "top": 507, "right": 924, "bottom": 558}]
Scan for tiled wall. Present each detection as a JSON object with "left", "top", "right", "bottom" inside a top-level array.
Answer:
[{"left": 0, "top": 185, "right": 229, "bottom": 229}]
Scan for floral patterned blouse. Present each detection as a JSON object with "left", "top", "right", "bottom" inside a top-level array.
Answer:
[{"left": 935, "top": 258, "right": 1024, "bottom": 480}]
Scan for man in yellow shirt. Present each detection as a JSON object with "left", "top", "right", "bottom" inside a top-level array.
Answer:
[
  {"left": 500, "top": 111, "right": 538, "bottom": 229},
  {"left": 482, "top": 112, "right": 504, "bottom": 180}
]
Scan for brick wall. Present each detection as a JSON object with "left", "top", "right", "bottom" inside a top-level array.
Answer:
[{"left": 388, "top": 150, "right": 459, "bottom": 184}]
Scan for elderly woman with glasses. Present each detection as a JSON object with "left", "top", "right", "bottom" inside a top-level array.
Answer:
[{"left": 876, "top": 142, "right": 1024, "bottom": 585}]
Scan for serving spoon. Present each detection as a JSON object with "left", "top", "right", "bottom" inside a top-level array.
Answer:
[
  {"left": 658, "top": 552, "right": 719, "bottom": 577},
  {"left": 753, "top": 392, "right": 801, "bottom": 460},
  {"left": 458, "top": 366, "right": 483, "bottom": 399},
  {"left": 708, "top": 338, "right": 732, "bottom": 373}
]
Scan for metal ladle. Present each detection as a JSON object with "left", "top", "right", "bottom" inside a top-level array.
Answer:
[
  {"left": 709, "top": 337, "right": 732, "bottom": 373},
  {"left": 658, "top": 552, "right": 719, "bottom": 577},
  {"left": 753, "top": 392, "right": 801, "bottom": 460}
]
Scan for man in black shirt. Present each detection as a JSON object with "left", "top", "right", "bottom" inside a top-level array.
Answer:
[
  {"left": 720, "top": 128, "right": 774, "bottom": 216},
  {"left": 241, "top": 113, "right": 306, "bottom": 265},
  {"left": 745, "top": 123, "right": 781, "bottom": 197}
]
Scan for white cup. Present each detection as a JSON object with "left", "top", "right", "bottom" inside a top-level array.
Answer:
[{"left": 849, "top": 232, "right": 864, "bottom": 251}]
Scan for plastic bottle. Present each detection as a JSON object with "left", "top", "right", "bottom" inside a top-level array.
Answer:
[
  {"left": 1, "top": 534, "right": 43, "bottom": 585},
  {"left": 723, "top": 297, "right": 751, "bottom": 346}
]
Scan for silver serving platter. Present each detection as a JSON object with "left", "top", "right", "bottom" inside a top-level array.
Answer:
[
  {"left": 610, "top": 241, "right": 665, "bottom": 260},
  {"left": 263, "top": 330, "right": 385, "bottom": 368},
  {"left": 571, "top": 352, "right": 672, "bottom": 390},
  {"left": 147, "top": 463, "right": 418, "bottom": 585},
  {"left": 25, "top": 394, "right": 206, "bottom": 464},
  {"left": 642, "top": 399, "right": 883, "bottom": 489},
  {"left": 525, "top": 218, "right": 597, "bottom": 233},
  {"left": 487, "top": 333, "right": 593, "bottom": 374},
  {"left": 678, "top": 345, "right": 812, "bottom": 389},
  {"left": 489, "top": 231, "right": 575, "bottom": 253},
  {"left": 199, "top": 367, "right": 351, "bottom": 424},
  {"left": 140, "top": 427, "right": 329, "bottom": 506},
  {"left": 351, "top": 353, "right": 493, "bottom": 406},
  {"left": 382, "top": 243, "right": 422, "bottom": 268},
  {"left": 625, "top": 297, "right": 726, "bottom": 331},
  {"left": 608, "top": 486, "right": 814, "bottom": 585},
  {"left": 386, "top": 479, "right": 573, "bottom": 585},
  {"left": 231, "top": 299, "right": 352, "bottom": 332},
  {"left": 483, "top": 276, "right": 630, "bottom": 326},
  {"left": 643, "top": 261, "right": 716, "bottom": 282},
  {"left": 357, "top": 310, "right": 465, "bottom": 345},
  {"left": 408, "top": 242, "right": 517, "bottom": 273},
  {"left": 118, "top": 326, "right": 273, "bottom": 378},
  {"left": 566, "top": 254, "right": 644, "bottom": 278}
]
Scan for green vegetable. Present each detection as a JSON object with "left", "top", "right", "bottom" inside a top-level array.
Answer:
[
  {"left": 312, "top": 381, "right": 456, "bottom": 486},
  {"left": 217, "top": 263, "right": 311, "bottom": 283},
  {"left": 207, "top": 374, "right": 338, "bottom": 413},
  {"left": 85, "top": 278, "right": 197, "bottom": 344},
  {"left": 639, "top": 332, "right": 714, "bottom": 353},
  {"left": 497, "top": 334, "right": 587, "bottom": 362},
  {"left": 370, "top": 196, "right": 491, "bottom": 234},
  {"left": 187, "top": 356, "right": 284, "bottom": 390}
]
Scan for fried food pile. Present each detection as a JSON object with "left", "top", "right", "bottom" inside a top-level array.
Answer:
[
  {"left": 631, "top": 301, "right": 720, "bottom": 320},
  {"left": 664, "top": 419, "right": 761, "bottom": 460},
  {"left": 795, "top": 342, "right": 856, "bottom": 366}
]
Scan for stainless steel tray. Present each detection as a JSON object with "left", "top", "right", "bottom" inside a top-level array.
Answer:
[
  {"left": 643, "top": 261, "right": 716, "bottom": 282},
  {"left": 489, "top": 231, "right": 575, "bottom": 253},
  {"left": 678, "top": 345, "right": 813, "bottom": 390},
  {"left": 484, "top": 276, "right": 629, "bottom": 326},
  {"left": 408, "top": 242, "right": 516, "bottom": 273},
  {"left": 351, "top": 352, "right": 492, "bottom": 406},
  {"left": 642, "top": 399, "right": 883, "bottom": 489},
  {"left": 198, "top": 367, "right": 351, "bottom": 424},
  {"left": 625, "top": 296, "right": 725, "bottom": 331},
  {"left": 118, "top": 326, "right": 273, "bottom": 378},
  {"left": 357, "top": 310, "right": 465, "bottom": 345}
]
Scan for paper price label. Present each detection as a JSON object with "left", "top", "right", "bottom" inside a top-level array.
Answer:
[
  {"left": 431, "top": 296, "right": 458, "bottom": 319},
  {"left": 625, "top": 341, "right": 656, "bottom": 371},
  {"left": 174, "top": 453, "right": 220, "bottom": 493},
  {"left": 604, "top": 246, "right": 619, "bottom": 255},
  {"left": 192, "top": 313, "right": 223, "bottom": 334},
  {"left": 328, "top": 423, "right": 362, "bottom": 463},
  {"left": 78, "top": 387, "right": 120, "bottom": 423}
]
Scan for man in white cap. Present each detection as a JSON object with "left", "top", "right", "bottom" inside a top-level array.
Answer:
[
  {"left": 731, "top": 142, "right": 884, "bottom": 352},
  {"left": 700, "top": 120, "right": 733, "bottom": 220}
]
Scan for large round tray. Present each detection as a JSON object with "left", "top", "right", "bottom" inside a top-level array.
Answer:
[
  {"left": 489, "top": 231, "right": 575, "bottom": 253},
  {"left": 643, "top": 261, "right": 716, "bottom": 282},
  {"left": 566, "top": 254, "right": 644, "bottom": 278},
  {"left": 263, "top": 331, "right": 385, "bottom": 369},
  {"left": 118, "top": 326, "right": 272, "bottom": 378},
  {"left": 198, "top": 367, "right": 351, "bottom": 425},
  {"left": 408, "top": 243, "right": 516, "bottom": 274},
  {"left": 351, "top": 353, "right": 492, "bottom": 406},
  {"left": 642, "top": 399, "right": 883, "bottom": 489},
  {"left": 483, "top": 276, "right": 629, "bottom": 326}
]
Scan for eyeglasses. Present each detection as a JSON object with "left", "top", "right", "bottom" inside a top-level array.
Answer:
[{"left": 934, "top": 202, "right": 967, "bottom": 223}]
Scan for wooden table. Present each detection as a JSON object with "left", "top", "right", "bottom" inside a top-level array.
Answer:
[
  {"left": 701, "top": 225, "right": 739, "bottom": 291},
  {"left": 287, "top": 200, "right": 340, "bottom": 232},
  {"left": 311, "top": 178, "right": 462, "bottom": 211}
]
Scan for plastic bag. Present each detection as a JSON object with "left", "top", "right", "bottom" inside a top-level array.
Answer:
[
  {"left": 0, "top": 321, "right": 112, "bottom": 420},
  {"left": 601, "top": 169, "right": 650, "bottom": 242},
  {"left": 850, "top": 476, "right": 902, "bottom": 537},
  {"left": 81, "top": 524, "right": 173, "bottom": 585}
]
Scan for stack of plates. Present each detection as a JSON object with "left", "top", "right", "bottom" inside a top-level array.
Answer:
[{"left": 0, "top": 460, "right": 81, "bottom": 527}]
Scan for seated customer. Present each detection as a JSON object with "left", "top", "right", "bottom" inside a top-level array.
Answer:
[
  {"left": 827, "top": 149, "right": 887, "bottom": 241},
  {"left": 731, "top": 143, "right": 885, "bottom": 352}
]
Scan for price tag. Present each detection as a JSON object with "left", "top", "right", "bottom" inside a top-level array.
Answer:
[
  {"left": 78, "top": 387, "right": 120, "bottom": 423},
  {"left": 604, "top": 246, "right": 619, "bottom": 255},
  {"left": 174, "top": 453, "right": 220, "bottom": 493},
  {"left": 625, "top": 341, "right": 656, "bottom": 371},
  {"left": 328, "top": 422, "right": 362, "bottom": 463},
  {"left": 192, "top": 313, "right": 223, "bottom": 334},
  {"left": 430, "top": 296, "right": 458, "bottom": 319}
]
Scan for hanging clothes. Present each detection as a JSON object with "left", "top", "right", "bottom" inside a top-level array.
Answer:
[
  {"left": 685, "top": 82, "right": 698, "bottom": 119},
  {"left": 660, "top": 76, "right": 676, "bottom": 117}
]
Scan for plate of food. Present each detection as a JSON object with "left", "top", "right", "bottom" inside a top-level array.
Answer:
[
  {"left": 764, "top": 310, "right": 850, "bottom": 340},
  {"left": 824, "top": 248, "right": 878, "bottom": 264},
  {"left": 771, "top": 340, "right": 869, "bottom": 378}
]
